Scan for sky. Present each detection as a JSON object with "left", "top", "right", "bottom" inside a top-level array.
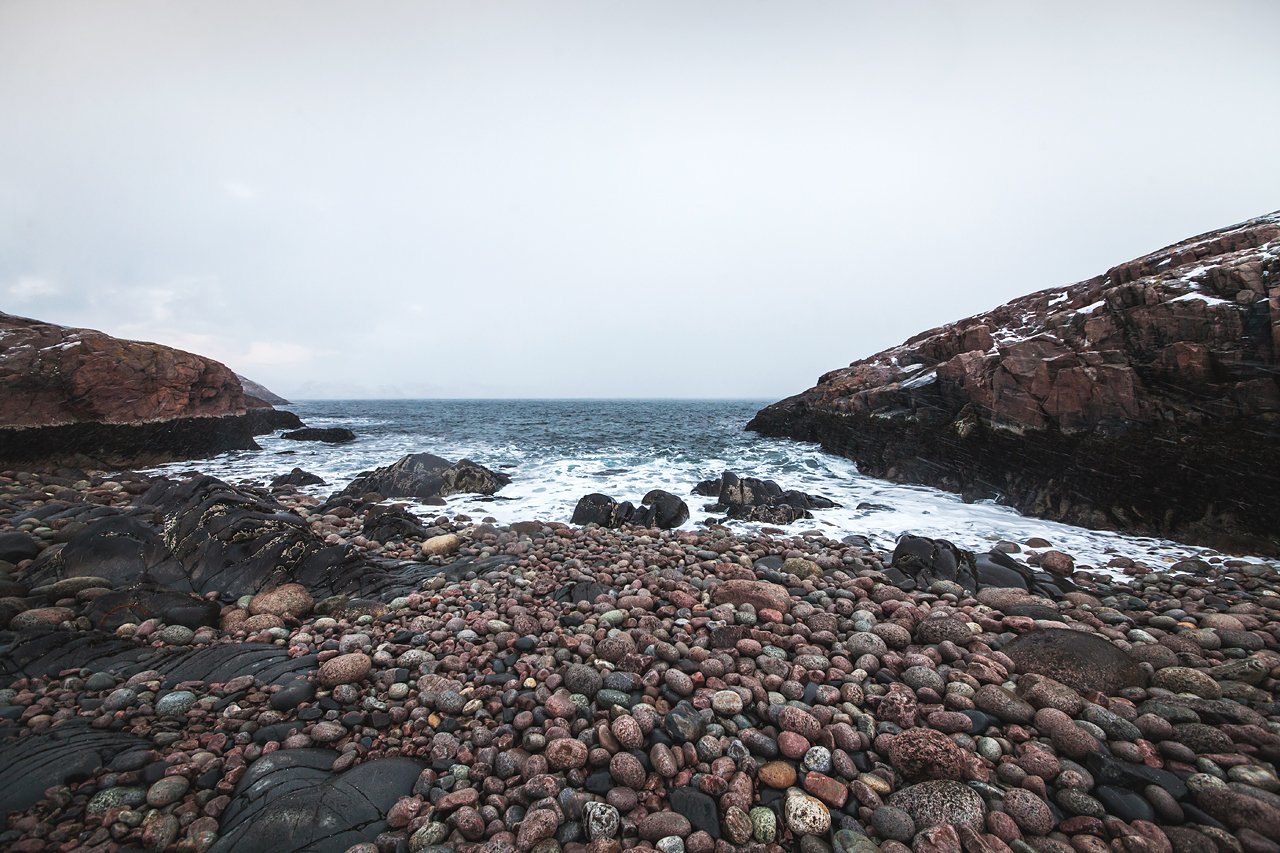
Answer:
[{"left": 2, "top": 2, "right": 1278, "bottom": 400}]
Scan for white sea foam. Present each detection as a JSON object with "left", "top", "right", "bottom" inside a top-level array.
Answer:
[{"left": 148, "top": 400, "right": 1276, "bottom": 577}]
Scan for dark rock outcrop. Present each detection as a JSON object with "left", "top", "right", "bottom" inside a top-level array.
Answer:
[
  {"left": 748, "top": 212, "right": 1280, "bottom": 552},
  {"left": 0, "top": 312, "right": 297, "bottom": 467},
  {"left": 571, "top": 489, "right": 690, "bottom": 529},
  {"left": 0, "top": 720, "right": 146, "bottom": 813},
  {"left": 208, "top": 751, "right": 426, "bottom": 853},
  {"left": 885, "top": 533, "right": 1074, "bottom": 598},
  {"left": 693, "top": 470, "right": 839, "bottom": 524},
  {"left": 22, "top": 475, "right": 461, "bottom": 604},
  {"left": 244, "top": 407, "right": 305, "bottom": 435},
  {"left": 271, "top": 468, "right": 326, "bottom": 488},
  {"left": 281, "top": 427, "right": 356, "bottom": 443},
  {"left": 337, "top": 453, "right": 510, "bottom": 502}
]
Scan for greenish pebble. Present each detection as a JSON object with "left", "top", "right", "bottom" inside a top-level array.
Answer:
[
  {"left": 596, "top": 689, "right": 630, "bottom": 708},
  {"left": 750, "top": 806, "right": 777, "bottom": 843},
  {"left": 409, "top": 821, "right": 449, "bottom": 851},
  {"left": 833, "top": 829, "right": 880, "bottom": 853},
  {"left": 388, "top": 596, "right": 412, "bottom": 610},
  {"left": 600, "top": 609, "right": 627, "bottom": 627},
  {"left": 157, "top": 624, "right": 194, "bottom": 645},
  {"left": 976, "top": 737, "right": 1002, "bottom": 762},
  {"left": 236, "top": 594, "right": 254, "bottom": 609},
  {"left": 154, "top": 690, "right": 197, "bottom": 716},
  {"left": 88, "top": 786, "right": 147, "bottom": 814},
  {"left": 1228, "top": 764, "right": 1280, "bottom": 791}
]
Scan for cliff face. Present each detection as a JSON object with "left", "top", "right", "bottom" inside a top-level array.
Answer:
[
  {"left": 0, "top": 313, "right": 263, "bottom": 468},
  {"left": 748, "top": 212, "right": 1280, "bottom": 553}
]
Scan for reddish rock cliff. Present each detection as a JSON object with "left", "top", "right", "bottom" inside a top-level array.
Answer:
[
  {"left": 749, "top": 212, "right": 1280, "bottom": 553},
  {"left": 0, "top": 313, "right": 265, "bottom": 467},
  {"left": 0, "top": 312, "right": 248, "bottom": 426}
]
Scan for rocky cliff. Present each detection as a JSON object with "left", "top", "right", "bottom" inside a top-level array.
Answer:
[
  {"left": 748, "top": 212, "right": 1280, "bottom": 553},
  {"left": 0, "top": 312, "right": 266, "bottom": 468}
]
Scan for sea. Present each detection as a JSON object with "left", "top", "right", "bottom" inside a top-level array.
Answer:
[{"left": 149, "top": 399, "right": 1275, "bottom": 575}]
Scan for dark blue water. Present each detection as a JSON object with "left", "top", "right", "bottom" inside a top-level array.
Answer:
[{"left": 148, "top": 399, "right": 1271, "bottom": 571}]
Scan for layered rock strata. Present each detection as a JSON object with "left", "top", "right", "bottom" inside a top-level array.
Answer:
[
  {"left": 748, "top": 212, "right": 1280, "bottom": 553},
  {"left": 0, "top": 313, "right": 293, "bottom": 467}
]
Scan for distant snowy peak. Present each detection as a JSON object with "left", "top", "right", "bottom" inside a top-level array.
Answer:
[{"left": 236, "top": 374, "right": 290, "bottom": 406}]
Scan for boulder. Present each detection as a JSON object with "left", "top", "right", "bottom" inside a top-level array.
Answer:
[
  {"left": 885, "top": 533, "right": 1071, "bottom": 597},
  {"left": 0, "top": 531, "right": 41, "bottom": 564},
  {"left": 747, "top": 211, "right": 1280, "bottom": 552},
  {"left": 694, "top": 471, "right": 839, "bottom": 523},
  {"left": 570, "top": 489, "right": 690, "bottom": 529},
  {"left": 281, "top": 427, "right": 356, "bottom": 443},
  {"left": 271, "top": 468, "right": 325, "bottom": 488},
  {"left": 338, "top": 453, "right": 510, "bottom": 501},
  {"left": 710, "top": 579, "right": 792, "bottom": 614},
  {"left": 1003, "top": 628, "right": 1148, "bottom": 695}
]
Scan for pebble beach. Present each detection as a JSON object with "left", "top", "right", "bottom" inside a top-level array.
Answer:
[{"left": 1, "top": 467, "right": 1279, "bottom": 853}]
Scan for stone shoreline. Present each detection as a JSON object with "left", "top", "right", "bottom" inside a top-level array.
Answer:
[{"left": 1, "top": 467, "right": 1278, "bottom": 853}]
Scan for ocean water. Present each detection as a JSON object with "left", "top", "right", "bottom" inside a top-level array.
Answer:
[{"left": 149, "top": 399, "right": 1274, "bottom": 573}]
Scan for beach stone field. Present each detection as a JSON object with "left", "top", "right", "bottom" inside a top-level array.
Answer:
[{"left": 1, "top": 468, "right": 1280, "bottom": 853}]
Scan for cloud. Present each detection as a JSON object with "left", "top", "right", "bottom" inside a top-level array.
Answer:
[
  {"left": 224, "top": 181, "right": 255, "bottom": 200},
  {"left": 7, "top": 276, "right": 59, "bottom": 300},
  {"left": 241, "top": 341, "right": 315, "bottom": 366},
  {"left": 150, "top": 333, "right": 319, "bottom": 369}
]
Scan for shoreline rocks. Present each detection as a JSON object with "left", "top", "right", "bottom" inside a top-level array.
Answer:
[
  {"left": 747, "top": 211, "right": 1280, "bottom": 554},
  {"left": 0, "top": 467, "right": 1278, "bottom": 853}
]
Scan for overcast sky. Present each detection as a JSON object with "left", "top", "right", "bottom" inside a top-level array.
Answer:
[{"left": 2, "top": 2, "right": 1278, "bottom": 399}]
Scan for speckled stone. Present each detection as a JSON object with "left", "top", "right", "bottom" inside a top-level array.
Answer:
[
  {"left": 146, "top": 775, "right": 189, "bottom": 807},
  {"left": 712, "top": 690, "right": 744, "bottom": 716},
  {"left": 871, "top": 805, "right": 916, "bottom": 842},
  {"left": 888, "top": 780, "right": 985, "bottom": 830},
  {"left": 610, "top": 751, "right": 646, "bottom": 789},
  {"left": 318, "top": 652, "right": 371, "bottom": 686},
  {"left": 583, "top": 801, "right": 620, "bottom": 841},
  {"left": 1003, "top": 788, "right": 1053, "bottom": 835},
  {"left": 785, "top": 789, "right": 832, "bottom": 836},
  {"left": 750, "top": 806, "right": 777, "bottom": 843},
  {"left": 638, "top": 811, "right": 692, "bottom": 841},
  {"left": 154, "top": 690, "right": 197, "bottom": 716},
  {"left": 1152, "top": 666, "right": 1222, "bottom": 700},
  {"left": 157, "top": 624, "right": 195, "bottom": 645}
]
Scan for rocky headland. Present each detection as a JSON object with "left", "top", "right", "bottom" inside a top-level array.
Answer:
[
  {"left": 747, "top": 212, "right": 1280, "bottom": 555},
  {"left": 0, "top": 313, "right": 303, "bottom": 469},
  {"left": 1, "top": 464, "right": 1278, "bottom": 853}
]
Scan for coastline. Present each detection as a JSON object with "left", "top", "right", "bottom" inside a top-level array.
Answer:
[{"left": 1, "top": 467, "right": 1278, "bottom": 853}]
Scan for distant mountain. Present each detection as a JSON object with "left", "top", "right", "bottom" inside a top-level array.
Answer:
[
  {"left": 749, "top": 211, "right": 1280, "bottom": 554},
  {"left": 236, "top": 374, "right": 290, "bottom": 405}
]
